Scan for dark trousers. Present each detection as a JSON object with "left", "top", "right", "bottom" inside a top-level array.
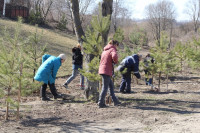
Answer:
[
  {"left": 40, "top": 83, "right": 58, "bottom": 98},
  {"left": 144, "top": 70, "right": 152, "bottom": 85},
  {"left": 119, "top": 70, "right": 132, "bottom": 93},
  {"left": 98, "top": 74, "right": 118, "bottom": 106}
]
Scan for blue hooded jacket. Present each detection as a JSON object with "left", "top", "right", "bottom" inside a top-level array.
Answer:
[{"left": 34, "top": 54, "right": 62, "bottom": 84}]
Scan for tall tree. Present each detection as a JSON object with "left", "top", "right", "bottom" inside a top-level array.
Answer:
[
  {"left": 145, "top": 0, "right": 176, "bottom": 46},
  {"left": 112, "top": 0, "right": 129, "bottom": 32},
  {"left": 70, "top": 0, "right": 113, "bottom": 101},
  {"left": 3, "top": 0, "right": 6, "bottom": 16},
  {"left": 186, "top": 0, "right": 200, "bottom": 33},
  {"left": 102, "top": 0, "right": 113, "bottom": 45},
  {"left": 70, "top": 0, "right": 85, "bottom": 43}
]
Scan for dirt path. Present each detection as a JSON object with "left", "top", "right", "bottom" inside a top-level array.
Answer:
[{"left": 0, "top": 75, "right": 200, "bottom": 133}]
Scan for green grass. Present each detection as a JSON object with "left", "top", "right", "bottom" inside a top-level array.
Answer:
[{"left": 0, "top": 18, "right": 77, "bottom": 76}]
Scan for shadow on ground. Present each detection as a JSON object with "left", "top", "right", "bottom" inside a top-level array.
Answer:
[{"left": 118, "top": 97, "right": 200, "bottom": 114}]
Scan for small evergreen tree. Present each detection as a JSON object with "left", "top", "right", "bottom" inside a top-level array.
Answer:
[
  {"left": 24, "top": 26, "right": 47, "bottom": 82},
  {"left": 149, "top": 33, "right": 176, "bottom": 91},
  {"left": 81, "top": 12, "right": 111, "bottom": 101},
  {"left": 0, "top": 18, "right": 42, "bottom": 120},
  {"left": 113, "top": 28, "right": 124, "bottom": 43},
  {"left": 129, "top": 28, "right": 148, "bottom": 46},
  {"left": 57, "top": 14, "right": 68, "bottom": 30},
  {"left": 172, "top": 42, "right": 188, "bottom": 73},
  {"left": 164, "top": 51, "right": 179, "bottom": 89},
  {"left": 187, "top": 37, "right": 200, "bottom": 70}
]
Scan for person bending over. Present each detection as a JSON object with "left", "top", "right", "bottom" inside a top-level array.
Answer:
[{"left": 34, "top": 54, "right": 66, "bottom": 101}]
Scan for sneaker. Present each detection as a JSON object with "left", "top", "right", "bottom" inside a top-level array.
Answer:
[
  {"left": 41, "top": 97, "right": 51, "bottom": 101},
  {"left": 54, "top": 94, "right": 63, "bottom": 99},
  {"left": 63, "top": 84, "right": 68, "bottom": 89},
  {"left": 80, "top": 85, "right": 85, "bottom": 90},
  {"left": 77, "top": 85, "right": 85, "bottom": 90},
  {"left": 119, "top": 90, "right": 125, "bottom": 94}
]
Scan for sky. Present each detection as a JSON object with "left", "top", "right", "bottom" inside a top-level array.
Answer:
[{"left": 94, "top": 0, "right": 190, "bottom": 21}]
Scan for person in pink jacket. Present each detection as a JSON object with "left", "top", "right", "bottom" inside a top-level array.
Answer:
[{"left": 98, "top": 40, "right": 121, "bottom": 108}]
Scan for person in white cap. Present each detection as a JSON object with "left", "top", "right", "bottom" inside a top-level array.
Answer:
[{"left": 34, "top": 54, "right": 66, "bottom": 101}]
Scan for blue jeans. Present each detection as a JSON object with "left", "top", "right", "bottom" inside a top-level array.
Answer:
[
  {"left": 145, "top": 78, "right": 152, "bottom": 85},
  {"left": 98, "top": 74, "right": 119, "bottom": 106},
  {"left": 64, "top": 69, "right": 84, "bottom": 88},
  {"left": 119, "top": 69, "right": 132, "bottom": 92}
]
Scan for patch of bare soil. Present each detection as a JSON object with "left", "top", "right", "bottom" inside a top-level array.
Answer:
[{"left": 0, "top": 73, "right": 200, "bottom": 133}]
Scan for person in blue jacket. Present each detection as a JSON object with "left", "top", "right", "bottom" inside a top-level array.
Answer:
[
  {"left": 34, "top": 54, "right": 66, "bottom": 101},
  {"left": 118, "top": 54, "right": 142, "bottom": 93}
]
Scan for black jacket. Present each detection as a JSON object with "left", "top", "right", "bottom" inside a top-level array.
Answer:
[{"left": 72, "top": 47, "right": 83, "bottom": 65}]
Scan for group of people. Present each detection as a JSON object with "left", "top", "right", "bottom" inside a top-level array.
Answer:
[{"left": 34, "top": 39, "right": 154, "bottom": 108}]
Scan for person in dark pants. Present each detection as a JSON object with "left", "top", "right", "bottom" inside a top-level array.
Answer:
[
  {"left": 143, "top": 53, "right": 158, "bottom": 91},
  {"left": 34, "top": 54, "right": 66, "bottom": 101},
  {"left": 144, "top": 53, "right": 154, "bottom": 86},
  {"left": 98, "top": 40, "right": 121, "bottom": 108},
  {"left": 118, "top": 54, "right": 142, "bottom": 93},
  {"left": 63, "top": 44, "right": 84, "bottom": 89}
]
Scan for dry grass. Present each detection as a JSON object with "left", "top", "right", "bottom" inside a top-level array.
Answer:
[{"left": 0, "top": 19, "right": 78, "bottom": 76}]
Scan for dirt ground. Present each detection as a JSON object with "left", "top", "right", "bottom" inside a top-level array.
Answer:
[{"left": 0, "top": 73, "right": 200, "bottom": 133}]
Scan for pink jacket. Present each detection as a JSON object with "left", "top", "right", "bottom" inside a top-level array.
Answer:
[{"left": 99, "top": 44, "right": 118, "bottom": 76}]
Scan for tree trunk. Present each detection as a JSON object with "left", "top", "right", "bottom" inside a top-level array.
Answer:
[
  {"left": 70, "top": 0, "right": 85, "bottom": 43},
  {"left": 42, "top": 1, "right": 53, "bottom": 23},
  {"left": 151, "top": 74, "right": 154, "bottom": 90},
  {"left": 84, "top": 55, "right": 99, "bottom": 102},
  {"left": 66, "top": 0, "right": 75, "bottom": 35},
  {"left": 70, "top": 0, "right": 99, "bottom": 102},
  {"left": 3, "top": 0, "right": 6, "bottom": 16},
  {"left": 102, "top": 0, "right": 113, "bottom": 45},
  {"left": 17, "top": 64, "right": 23, "bottom": 120},
  {"left": 158, "top": 71, "right": 161, "bottom": 91},
  {"left": 166, "top": 72, "right": 169, "bottom": 90},
  {"left": 70, "top": 0, "right": 113, "bottom": 102},
  {"left": 169, "top": 21, "right": 173, "bottom": 49},
  {"left": 5, "top": 87, "right": 11, "bottom": 120}
]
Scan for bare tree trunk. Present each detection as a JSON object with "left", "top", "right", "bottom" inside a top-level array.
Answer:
[
  {"left": 169, "top": 21, "right": 173, "bottom": 49},
  {"left": 166, "top": 72, "right": 169, "bottom": 90},
  {"left": 5, "top": 87, "right": 11, "bottom": 120},
  {"left": 70, "top": 0, "right": 99, "bottom": 101},
  {"left": 158, "top": 71, "right": 161, "bottom": 91},
  {"left": 17, "top": 64, "right": 23, "bottom": 120},
  {"left": 3, "top": 0, "right": 6, "bottom": 16},
  {"left": 70, "top": 0, "right": 113, "bottom": 102},
  {"left": 151, "top": 74, "right": 154, "bottom": 90},
  {"left": 102, "top": 0, "right": 113, "bottom": 45},
  {"left": 70, "top": 0, "right": 85, "bottom": 43},
  {"left": 42, "top": 0, "right": 53, "bottom": 23},
  {"left": 66, "top": 0, "right": 75, "bottom": 35}
]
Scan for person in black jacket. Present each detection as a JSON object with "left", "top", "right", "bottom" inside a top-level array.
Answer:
[
  {"left": 63, "top": 44, "right": 84, "bottom": 89},
  {"left": 118, "top": 54, "right": 142, "bottom": 93}
]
